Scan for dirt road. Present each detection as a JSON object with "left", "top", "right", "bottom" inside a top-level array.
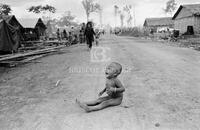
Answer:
[{"left": 0, "top": 35, "right": 200, "bottom": 130}]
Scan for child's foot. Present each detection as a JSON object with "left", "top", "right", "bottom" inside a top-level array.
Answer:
[{"left": 76, "top": 99, "right": 91, "bottom": 112}]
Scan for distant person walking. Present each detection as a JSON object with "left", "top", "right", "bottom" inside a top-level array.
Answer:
[
  {"left": 81, "top": 23, "right": 86, "bottom": 43},
  {"left": 95, "top": 29, "right": 100, "bottom": 46},
  {"left": 79, "top": 30, "right": 84, "bottom": 44},
  {"left": 63, "top": 29, "right": 67, "bottom": 40},
  {"left": 56, "top": 29, "right": 61, "bottom": 41},
  {"left": 84, "top": 22, "right": 95, "bottom": 50}
]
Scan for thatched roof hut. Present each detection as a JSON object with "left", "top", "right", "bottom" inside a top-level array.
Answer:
[
  {"left": 144, "top": 17, "right": 174, "bottom": 27},
  {"left": 172, "top": 4, "right": 200, "bottom": 34},
  {"left": 143, "top": 17, "right": 174, "bottom": 32}
]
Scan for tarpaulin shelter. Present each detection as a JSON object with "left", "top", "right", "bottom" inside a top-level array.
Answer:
[
  {"left": 0, "top": 20, "right": 20, "bottom": 54},
  {"left": 1, "top": 15, "right": 23, "bottom": 30},
  {"left": 1, "top": 15, "right": 24, "bottom": 42}
]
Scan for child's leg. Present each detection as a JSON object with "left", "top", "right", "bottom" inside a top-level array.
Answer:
[
  {"left": 88, "top": 40, "right": 92, "bottom": 49},
  {"left": 83, "top": 96, "right": 111, "bottom": 106},
  {"left": 96, "top": 39, "right": 99, "bottom": 46},
  {"left": 81, "top": 97, "right": 123, "bottom": 112},
  {"left": 76, "top": 96, "right": 111, "bottom": 107}
]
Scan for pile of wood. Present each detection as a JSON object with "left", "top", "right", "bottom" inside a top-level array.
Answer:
[
  {"left": 19, "top": 40, "right": 68, "bottom": 52},
  {"left": 0, "top": 45, "right": 65, "bottom": 67}
]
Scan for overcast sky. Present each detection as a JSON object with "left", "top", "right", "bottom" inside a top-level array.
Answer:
[{"left": 1, "top": 0, "right": 200, "bottom": 27}]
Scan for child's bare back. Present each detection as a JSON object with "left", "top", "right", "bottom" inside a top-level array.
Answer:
[{"left": 76, "top": 62, "right": 125, "bottom": 112}]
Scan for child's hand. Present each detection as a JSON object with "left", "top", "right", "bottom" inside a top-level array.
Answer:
[
  {"left": 98, "top": 91, "right": 104, "bottom": 97},
  {"left": 106, "top": 87, "right": 115, "bottom": 95},
  {"left": 109, "top": 87, "right": 115, "bottom": 92}
]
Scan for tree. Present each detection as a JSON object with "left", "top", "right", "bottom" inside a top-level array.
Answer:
[
  {"left": 118, "top": 10, "right": 125, "bottom": 28},
  {"left": 98, "top": 5, "right": 103, "bottom": 27},
  {"left": 28, "top": 5, "right": 56, "bottom": 14},
  {"left": 114, "top": 5, "right": 119, "bottom": 27},
  {"left": 82, "top": 0, "right": 100, "bottom": 22},
  {"left": 28, "top": 5, "right": 56, "bottom": 20},
  {"left": 42, "top": 5, "right": 56, "bottom": 14},
  {"left": 124, "top": 5, "right": 133, "bottom": 27},
  {"left": 0, "top": 3, "right": 12, "bottom": 15},
  {"left": 57, "top": 11, "right": 77, "bottom": 27},
  {"left": 28, "top": 5, "right": 42, "bottom": 14},
  {"left": 163, "top": 0, "right": 177, "bottom": 16}
]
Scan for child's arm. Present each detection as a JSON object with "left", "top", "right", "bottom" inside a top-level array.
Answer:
[
  {"left": 92, "top": 29, "right": 96, "bottom": 36},
  {"left": 115, "top": 79, "right": 125, "bottom": 93},
  {"left": 98, "top": 88, "right": 106, "bottom": 96}
]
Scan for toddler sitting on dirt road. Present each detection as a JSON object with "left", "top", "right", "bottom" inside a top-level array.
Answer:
[{"left": 76, "top": 62, "right": 125, "bottom": 112}]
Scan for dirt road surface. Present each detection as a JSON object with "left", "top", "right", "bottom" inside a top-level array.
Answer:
[{"left": 0, "top": 35, "right": 200, "bottom": 130}]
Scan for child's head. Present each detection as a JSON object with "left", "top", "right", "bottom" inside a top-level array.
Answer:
[
  {"left": 105, "top": 62, "right": 122, "bottom": 79},
  {"left": 86, "top": 21, "right": 92, "bottom": 28}
]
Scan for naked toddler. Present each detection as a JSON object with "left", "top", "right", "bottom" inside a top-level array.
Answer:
[{"left": 76, "top": 62, "right": 125, "bottom": 112}]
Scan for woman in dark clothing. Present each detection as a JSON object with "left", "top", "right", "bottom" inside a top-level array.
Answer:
[{"left": 84, "top": 22, "right": 95, "bottom": 50}]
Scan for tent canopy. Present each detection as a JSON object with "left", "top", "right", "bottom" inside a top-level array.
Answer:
[{"left": 1, "top": 15, "right": 23, "bottom": 29}]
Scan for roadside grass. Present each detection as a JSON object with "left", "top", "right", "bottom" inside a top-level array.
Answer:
[{"left": 119, "top": 29, "right": 200, "bottom": 51}]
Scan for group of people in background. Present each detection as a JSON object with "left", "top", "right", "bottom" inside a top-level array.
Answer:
[
  {"left": 56, "top": 27, "right": 78, "bottom": 46},
  {"left": 56, "top": 21, "right": 104, "bottom": 50}
]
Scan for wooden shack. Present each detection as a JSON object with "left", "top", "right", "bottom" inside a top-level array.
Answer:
[
  {"left": 19, "top": 18, "right": 46, "bottom": 41},
  {"left": 143, "top": 17, "right": 174, "bottom": 33},
  {"left": 172, "top": 4, "right": 200, "bottom": 34},
  {"left": 35, "top": 18, "right": 47, "bottom": 37}
]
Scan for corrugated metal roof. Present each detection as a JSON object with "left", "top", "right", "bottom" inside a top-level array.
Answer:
[
  {"left": 172, "top": 4, "right": 200, "bottom": 19},
  {"left": 144, "top": 17, "right": 174, "bottom": 27}
]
